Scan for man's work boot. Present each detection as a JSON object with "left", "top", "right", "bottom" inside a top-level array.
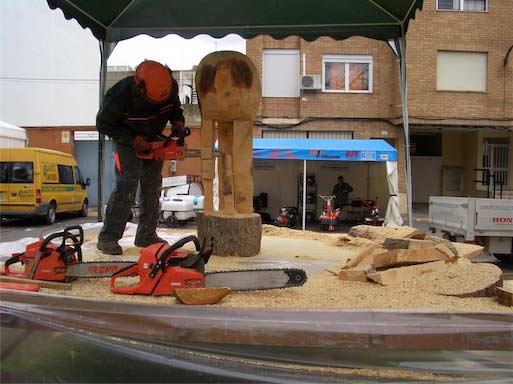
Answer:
[
  {"left": 97, "top": 239, "right": 123, "bottom": 255},
  {"left": 134, "top": 234, "right": 168, "bottom": 248}
]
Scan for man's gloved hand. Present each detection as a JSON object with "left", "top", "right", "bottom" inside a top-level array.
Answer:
[
  {"left": 171, "top": 120, "right": 190, "bottom": 145},
  {"left": 132, "top": 135, "right": 150, "bottom": 153}
]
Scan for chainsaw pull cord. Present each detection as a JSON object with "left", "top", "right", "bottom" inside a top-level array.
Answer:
[{"left": 149, "top": 236, "right": 201, "bottom": 279}]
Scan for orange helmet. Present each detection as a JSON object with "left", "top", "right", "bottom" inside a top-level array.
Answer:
[{"left": 134, "top": 60, "right": 172, "bottom": 103}]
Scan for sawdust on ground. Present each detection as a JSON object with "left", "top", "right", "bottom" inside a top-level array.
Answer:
[
  {"left": 44, "top": 260, "right": 512, "bottom": 312},
  {"left": 262, "top": 225, "right": 340, "bottom": 244},
  {"left": 12, "top": 226, "right": 511, "bottom": 312}
]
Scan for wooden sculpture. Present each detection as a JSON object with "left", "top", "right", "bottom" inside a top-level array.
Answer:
[{"left": 195, "top": 51, "right": 262, "bottom": 256}]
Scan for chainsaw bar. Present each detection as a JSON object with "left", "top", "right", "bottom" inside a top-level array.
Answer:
[
  {"left": 65, "top": 261, "right": 135, "bottom": 278},
  {"left": 204, "top": 268, "right": 307, "bottom": 291},
  {"left": 185, "top": 149, "right": 223, "bottom": 158}
]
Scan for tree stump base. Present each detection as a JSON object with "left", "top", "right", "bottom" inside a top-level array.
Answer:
[{"left": 197, "top": 212, "right": 262, "bottom": 257}]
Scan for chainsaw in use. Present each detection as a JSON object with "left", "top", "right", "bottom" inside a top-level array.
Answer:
[
  {"left": 135, "top": 130, "right": 222, "bottom": 161},
  {"left": 2, "top": 226, "right": 307, "bottom": 294}
]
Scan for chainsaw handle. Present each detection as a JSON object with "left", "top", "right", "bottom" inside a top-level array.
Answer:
[
  {"left": 135, "top": 149, "right": 154, "bottom": 160},
  {"left": 110, "top": 263, "right": 139, "bottom": 294},
  {"left": 3, "top": 253, "right": 23, "bottom": 276},
  {"left": 149, "top": 236, "right": 201, "bottom": 278},
  {"left": 61, "top": 226, "right": 84, "bottom": 263}
]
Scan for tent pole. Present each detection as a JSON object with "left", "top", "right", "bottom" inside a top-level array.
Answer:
[
  {"left": 97, "top": 39, "right": 108, "bottom": 222},
  {"left": 398, "top": 32, "right": 413, "bottom": 226},
  {"left": 302, "top": 160, "right": 307, "bottom": 230}
]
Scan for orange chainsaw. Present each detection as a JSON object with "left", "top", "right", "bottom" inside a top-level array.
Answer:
[{"left": 135, "top": 131, "right": 221, "bottom": 161}]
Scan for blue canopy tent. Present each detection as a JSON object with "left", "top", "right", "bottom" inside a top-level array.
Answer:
[{"left": 237, "top": 138, "right": 402, "bottom": 229}]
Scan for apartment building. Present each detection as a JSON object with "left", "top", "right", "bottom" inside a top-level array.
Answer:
[{"left": 246, "top": 0, "right": 513, "bottom": 207}]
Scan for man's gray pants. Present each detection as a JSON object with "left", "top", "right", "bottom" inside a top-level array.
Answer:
[{"left": 99, "top": 142, "right": 163, "bottom": 243}]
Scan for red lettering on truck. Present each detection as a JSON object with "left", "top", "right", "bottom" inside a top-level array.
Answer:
[{"left": 492, "top": 217, "right": 513, "bottom": 223}]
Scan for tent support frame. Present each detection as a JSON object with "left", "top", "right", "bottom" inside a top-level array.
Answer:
[
  {"left": 302, "top": 160, "right": 307, "bottom": 230},
  {"left": 97, "top": 37, "right": 116, "bottom": 222},
  {"left": 396, "top": 30, "right": 413, "bottom": 226}
]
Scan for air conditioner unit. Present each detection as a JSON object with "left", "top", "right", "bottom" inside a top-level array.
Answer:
[{"left": 300, "top": 75, "right": 321, "bottom": 90}]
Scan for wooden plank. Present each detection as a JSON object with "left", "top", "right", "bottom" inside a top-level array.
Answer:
[
  {"left": 175, "top": 287, "right": 231, "bottom": 305},
  {"left": 0, "top": 275, "right": 72, "bottom": 290},
  {"left": 367, "top": 261, "right": 446, "bottom": 286},
  {"left": 426, "top": 236, "right": 458, "bottom": 257},
  {"left": 497, "top": 287, "right": 513, "bottom": 306},
  {"left": 373, "top": 248, "right": 451, "bottom": 269},
  {"left": 341, "top": 246, "right": 387, "bottom": 270},
  {"left": 383, "top": 238, "right": 435, "bottom": 251},
  {"left": 338, "top": 264, "right": 375, "bottom": 282},
  {"left": 348, "top": 225, "right": 425, "bottom": 245},
  {"left": 452, "top": 242, "right": 484, "bottom": 259}
]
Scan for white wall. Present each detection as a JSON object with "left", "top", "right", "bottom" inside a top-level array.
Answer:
[{"left": 0, "top": 0, "right": 100, "bottom": 126}]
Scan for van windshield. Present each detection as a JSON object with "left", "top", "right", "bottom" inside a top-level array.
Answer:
[{"left": 0, "top": 162, "right": 34, "bottom": 183}]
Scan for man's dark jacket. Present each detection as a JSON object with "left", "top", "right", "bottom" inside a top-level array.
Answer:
[
  {"left": 332, "top": 182, "right": 353, "bottom": 205},
  {"left": 96, "top": 76, "right": 185, "bottom": 146}
]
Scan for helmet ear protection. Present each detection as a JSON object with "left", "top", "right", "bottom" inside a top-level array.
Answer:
[{"left": 134, "top": 60, "right": 173, "bottom": 103}]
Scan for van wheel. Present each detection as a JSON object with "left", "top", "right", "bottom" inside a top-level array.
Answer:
[
  {"left": 44, "top": 202, "right": 57, "bottom": 225},
  {"left": 79, "top": 199, "right": 88, "bottom": 217}
]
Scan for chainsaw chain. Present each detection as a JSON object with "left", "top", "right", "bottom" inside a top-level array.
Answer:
[{"left": 204, "top": 268, "right": 307, "bottom": 291}]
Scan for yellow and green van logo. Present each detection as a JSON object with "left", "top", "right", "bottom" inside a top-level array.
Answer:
[
  {"left": 42, "top": 186, "right": 74, "bottom": 192},
  {"left": 42, "top": 163, "right": 59, "bottom": 183},
  {"left": 18, "top": 190, "right": 35, "bottom": 198}
]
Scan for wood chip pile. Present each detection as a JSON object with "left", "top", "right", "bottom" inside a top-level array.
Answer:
[{"left": 330, "top": 225, "right": 508, "bottom": 302}]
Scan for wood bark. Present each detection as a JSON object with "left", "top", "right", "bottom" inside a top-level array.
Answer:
[
  {"left": 175, "top": 287, "right": 231, "bottom": 305},
  {"left": 496, "top": 286, "right": 513, "bottom": 306},
  {"left": 197, "top": 212, "right": 262, "bottom": 256}
]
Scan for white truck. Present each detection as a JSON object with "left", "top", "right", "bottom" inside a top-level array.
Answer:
[{"left": 429, "top": 196, "right": 513, "bottom": 259}]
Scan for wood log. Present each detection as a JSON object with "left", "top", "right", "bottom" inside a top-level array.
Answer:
[
  {"left": 338, "top": 264, "right": 375, "bottom": 282},
  {"left": 426, "top": 236, "right": 458, "bottom": 257},
  {"left": 197, "top": 212, "right": 262, "bottom": 256},
  {"left": 383, "top": 238, "right": 435, "bottom": 251},
  {"left": 348, "top": 225, "right": 425, "bottom": 244},
  {"left": 175, "top": 287, "right": 231, "bottom": 305},
  {"left": 341, "top": 246, "right": 387, "bottom": 270},
  {"left": 344, "top": 237, "right": 381, "bottom": 249},
  {"left": 0, "top": 275, "right": 72, "bottom": 290},
  {"left": 496, "top": 287, "right": 513, "bottom": 306},
  {"left": 367, "top": 261, "right": 446, "bottom": 286},
  {"left": 373, "top": 248, "right": 452, "bottom": 269}
]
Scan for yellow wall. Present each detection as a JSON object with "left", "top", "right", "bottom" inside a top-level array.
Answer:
[{"left": 441, "top": 130, "right": 512, "bottom": 197}]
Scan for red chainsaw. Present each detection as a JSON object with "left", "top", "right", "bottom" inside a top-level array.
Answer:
[
  {"left": 111, "top": 236, "right": 307, "bottom": 295},
  {"left": 1, "top": 226, "right": 307, "bottom": 294},
  {"left": 2, "top": 226, "right": 133, "bottom": 282},
  {"left": 134, "top": 131, "right": 221, "bottom": 161}
]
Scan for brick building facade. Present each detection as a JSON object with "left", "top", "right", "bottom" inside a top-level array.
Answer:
[{"left": 246, "top": 0, "right": 513, "bottom": 206}]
